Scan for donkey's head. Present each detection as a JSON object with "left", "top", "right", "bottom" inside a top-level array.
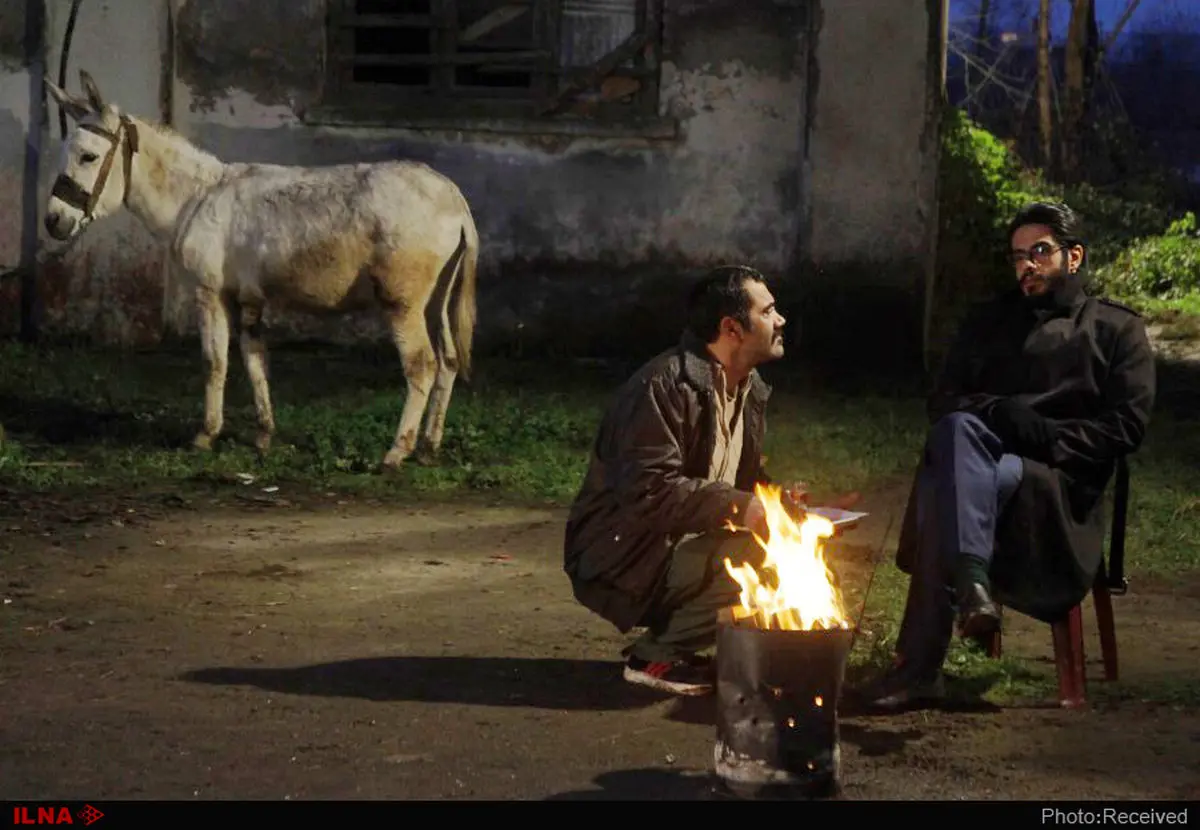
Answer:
[{"left": 43, "top": 70, "right": 140, "bottom": 241}]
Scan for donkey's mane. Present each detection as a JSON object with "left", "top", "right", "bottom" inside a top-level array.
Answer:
[{"left": 130, "top": 114, "right": 224, "bottom": 167}]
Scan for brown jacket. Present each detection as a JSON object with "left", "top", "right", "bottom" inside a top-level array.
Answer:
[
  {"left": 896, "top": 278, "right": 1157, "bottom": 622},
  {"left": 564, "top": 331, "right": 773, "bottom": 632}
]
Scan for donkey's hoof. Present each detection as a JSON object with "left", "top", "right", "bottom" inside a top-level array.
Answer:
[
  {"left": 254, "top": 431, "right": 273, "bottom": 456},
  {"left": 192, "top": 432, "right": 215, "bottom": 451},
  {"left": 414, "top": 446, "right": 439, "bottom": 467},
  {"left": 381, "top": 448, "right": 411, "bottom": 473}
]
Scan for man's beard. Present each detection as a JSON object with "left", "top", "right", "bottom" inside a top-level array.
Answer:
[{"left": 1023, "top": 265, "right": 1073, "bottom": 308}]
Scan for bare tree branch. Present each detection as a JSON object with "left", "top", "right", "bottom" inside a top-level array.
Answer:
[{"left": 1101, "top": 0, "right": 1143, "bottom": 56}]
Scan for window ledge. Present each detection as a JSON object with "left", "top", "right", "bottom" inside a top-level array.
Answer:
[{"left": 300, "top": 105, "right": 681, "bottom": 140}]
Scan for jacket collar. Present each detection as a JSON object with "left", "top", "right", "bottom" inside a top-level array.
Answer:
[
  {"left": 1017, "top": 274, "right": 1089, "bottom": 320},
  {"left": 677, "top": 330, "right": 772, "bottom": 404}
]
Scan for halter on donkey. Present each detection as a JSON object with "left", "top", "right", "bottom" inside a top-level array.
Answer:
[{"left": 43, "top": 70, "right": 480, "bottom": 471}]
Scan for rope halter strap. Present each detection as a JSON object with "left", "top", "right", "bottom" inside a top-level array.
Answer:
[{"left": 49, "top": 115, "right": 140, "bottom": 219}]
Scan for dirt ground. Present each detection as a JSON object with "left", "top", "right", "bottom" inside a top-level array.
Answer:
[{"left": 1, "top": 483, "right": 1197, "bottom": 802}]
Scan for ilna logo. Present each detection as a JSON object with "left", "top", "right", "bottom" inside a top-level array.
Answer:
[{"left": 12, "top": 806, "right": 104, "bottom": 826}]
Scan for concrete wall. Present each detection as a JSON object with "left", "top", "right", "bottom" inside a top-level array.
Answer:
[
  {"left": 3, "top": 0, "right": 170, "bottom": 345},
  {"left": 48, "top": 0, "right": 170, "bottom": 346},
  {"left": 801, "top": 0, "right": 944, "bottom": 371},
  {"left": 0, "top": 0, "right": 37, "bottom": 336},
  {"left": 164, "top": 0, "right": 814, "bottom": 356},
  {"left": 0, "top": 0, "right": 943, "bottom": 366}
]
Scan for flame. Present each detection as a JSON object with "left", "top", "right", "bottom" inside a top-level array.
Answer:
[{"left": 723, "top": 482, "right": 851, "bottom": 631}]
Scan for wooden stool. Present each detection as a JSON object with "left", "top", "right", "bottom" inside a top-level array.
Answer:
[
  {"left": 985, "top": 456, "right": 1131, "bottom": 709},
  {"left": 986, "top": 569, "right": 1121, "bottom": 708}
]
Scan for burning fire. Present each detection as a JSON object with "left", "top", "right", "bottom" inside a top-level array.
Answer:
[{"left": 724, "top": 483, "right": 851, "bottom": 631}]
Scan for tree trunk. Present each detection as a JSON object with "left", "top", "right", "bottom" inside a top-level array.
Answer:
[
  {"left": 1062, "top": 0, "right": 1095, "bottom": 181},
  {"left": 1036, "top": 0, "right": 1054, "bottom": 173}
]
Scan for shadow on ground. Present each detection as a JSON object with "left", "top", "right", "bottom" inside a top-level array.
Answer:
[
  {"left": 544, "top": 768, "right": 721, "bottom": 800},
  {"left": 633, "top": 663, "right": 1012, "bottom": 730},
  {"left": 180, "top": 655, "right": 670, "bottom": 711},
  {"left": 0, "top": 393, "right": 195, "bottom": 449}
]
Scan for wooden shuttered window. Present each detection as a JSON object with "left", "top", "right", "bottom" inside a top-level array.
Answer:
[{"left": 323, "top": 0, "right": 662, "bottom": 120}]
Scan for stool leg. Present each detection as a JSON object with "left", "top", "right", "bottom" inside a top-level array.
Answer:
[
  {"left": 980, "top": 603, "right": 1002, "bottom": 657},
  {"left": 1052, "top": 604, "right": 1086, "bottom": 708},
  {"left": 1093, "top": 582, "right": 1118, "bottom": 681}
]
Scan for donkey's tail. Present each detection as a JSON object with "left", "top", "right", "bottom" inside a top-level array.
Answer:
[{"left": 450, "top": 222, "right": 478, "bottom": 382}]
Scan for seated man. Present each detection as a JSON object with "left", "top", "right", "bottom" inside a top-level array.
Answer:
[
  {"left": 563, "top": 265, "right": 814, "bottom": 696},
  {"left": 860, "top": 200, "right": 1157, "bottom": 709}
]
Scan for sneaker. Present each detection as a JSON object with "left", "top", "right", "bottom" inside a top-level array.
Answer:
[{"left": 623, "top": 655, "right": 714, "bottom": 696}]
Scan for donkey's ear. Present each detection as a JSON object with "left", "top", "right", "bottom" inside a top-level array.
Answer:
[
  {"left": 44, "top": 77, "right": 91, "bottom": 121},
  {"left": 79, "top": 70, "right": 105, "bottom": 112}
]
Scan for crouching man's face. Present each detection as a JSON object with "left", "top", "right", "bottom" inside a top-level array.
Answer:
[{"left": 737, "top": 279, "right": 787, "bottom": 365}]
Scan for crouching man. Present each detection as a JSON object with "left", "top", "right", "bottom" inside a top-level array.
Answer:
[{"left": 562, "top": 265, "right": 812, "bottom": 696}]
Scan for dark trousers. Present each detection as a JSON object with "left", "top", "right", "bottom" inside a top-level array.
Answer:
[
  {"left": 895, "top": 412, "right": 1024, "bottom": 680},
  {"left": 627, "top": 529, "right": 764, "bottom": 663}
]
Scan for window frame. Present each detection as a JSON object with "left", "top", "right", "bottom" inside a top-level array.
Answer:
[{"left": 305, "top": 0, "right": 677, "bottom": 138}]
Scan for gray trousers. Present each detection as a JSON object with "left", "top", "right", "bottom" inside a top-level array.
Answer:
[
  {"left": 627, "top": 529, "right": 764, "bottom": 663},
  {"left": 895, "top": 412, "right": 1024, "bottom": 680}
]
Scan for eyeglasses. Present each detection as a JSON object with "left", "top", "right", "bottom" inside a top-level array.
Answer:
[{"left": 1008, "top": 241, "right": 1065, "bottom": 266}]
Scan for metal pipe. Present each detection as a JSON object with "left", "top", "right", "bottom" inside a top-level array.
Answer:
[
  {"left": 57, "top": 0, "right": 85, "bottom": 139},
  {"left": 19, "top": 0, "right": 47, "bottom": 342}
]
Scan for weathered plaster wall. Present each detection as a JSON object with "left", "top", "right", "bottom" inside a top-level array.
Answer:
[
  {"left": 8, "top": 0, "right": 941, "bottom": 365},
  {"left": 801, "top": 0, "right": 943, "bottom": 371},
  {"left": 32, "top": 0, "right": 171, "bottom": 345},
  {"left": 0, "top": 53, "right": 29, "bottom": 274},
  {"left": 0, "top": 0, "right": 35, "bottom": 336},
  {"left": 163, "top": 0, "right": 812, "bottom": 357}
]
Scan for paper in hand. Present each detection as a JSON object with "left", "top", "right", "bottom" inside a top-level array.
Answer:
[{"left": 806, "top": 505, "right": 869, "bottom": 528}]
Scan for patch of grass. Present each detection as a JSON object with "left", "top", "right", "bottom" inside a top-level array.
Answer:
[
  {"left": 758, "top": 388, "right": 927, "bottom": 499},
  {"left": 0, "top": 340, "right": 933, "bottom": 508},
  {"left": 1137, "top": 294, "right": 1200, "bottom": 323},
  {"left": 0, "top": 340, "right": 609, "bottom": 504},
  {"left": 1119, "top": 408, "right": 1200, "bottom": 576},
  {"left": 0, "top": 338, "right": 1196, "bottom": 707}
]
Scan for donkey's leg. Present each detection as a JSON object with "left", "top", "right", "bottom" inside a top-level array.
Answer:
[
  {"left": 193, "top": 288, "right": 232, "bottom": 451},
  {"left": 414, "top": 242, "right": 467, "bottom": 463},
  {"left": 416, "top": 358, "right": 458, "bottom": 464},
  {"left": 416, "top": 270, "right": 460, "bottom": 462},
  {"left": 382, "top": 309, "right": 438, "bottom": 471},
  {"left": 237, "top": 298, "right": 276, "bottom": 456}
]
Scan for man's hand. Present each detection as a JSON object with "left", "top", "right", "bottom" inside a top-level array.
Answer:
[
  {"left": 780, "top": 480, "right": 810, "bottom": 520},
  {"left": 743, "top": 495, "right": 770, "bottom": 539},
  {"left": 989, "top": 398, "right": 1058, "bottom": 458}
]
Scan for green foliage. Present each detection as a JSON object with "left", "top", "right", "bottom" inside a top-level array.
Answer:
[
  {"left": 934, "top": 106, "right": 1200, "bottom": 343},
  {"left": 930, "top": 107, "right": 1040, "bottom": 361},
  {"left": 936, "top": 107, "right": 1180, "bottom": 277},
  {"left": 1089, "top": 213, "right": 1200, "bottom": 305}
]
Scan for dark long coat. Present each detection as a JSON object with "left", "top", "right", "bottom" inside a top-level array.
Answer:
[
  {"left": 563, "top": 331, "right": 773, "bottom": 633},
  {"left": 895, "top": 278, "right": 1157, "bottom": 623}
]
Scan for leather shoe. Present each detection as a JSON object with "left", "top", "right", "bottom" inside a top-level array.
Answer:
[
  {"left": 957, "top": 582, "right": 1001, "bottom": 639},
  {"left": 854, "top": 667, "right": 945, "bottom": 712}
]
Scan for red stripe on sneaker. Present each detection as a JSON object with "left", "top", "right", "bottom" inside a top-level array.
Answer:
[{"left": 644, "top": 662, "right": 674, "bottom": 678}]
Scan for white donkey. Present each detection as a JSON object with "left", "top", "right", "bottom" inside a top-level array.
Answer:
[{"left": 43, "top": 70, "right": 479, "bottom": 471}]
